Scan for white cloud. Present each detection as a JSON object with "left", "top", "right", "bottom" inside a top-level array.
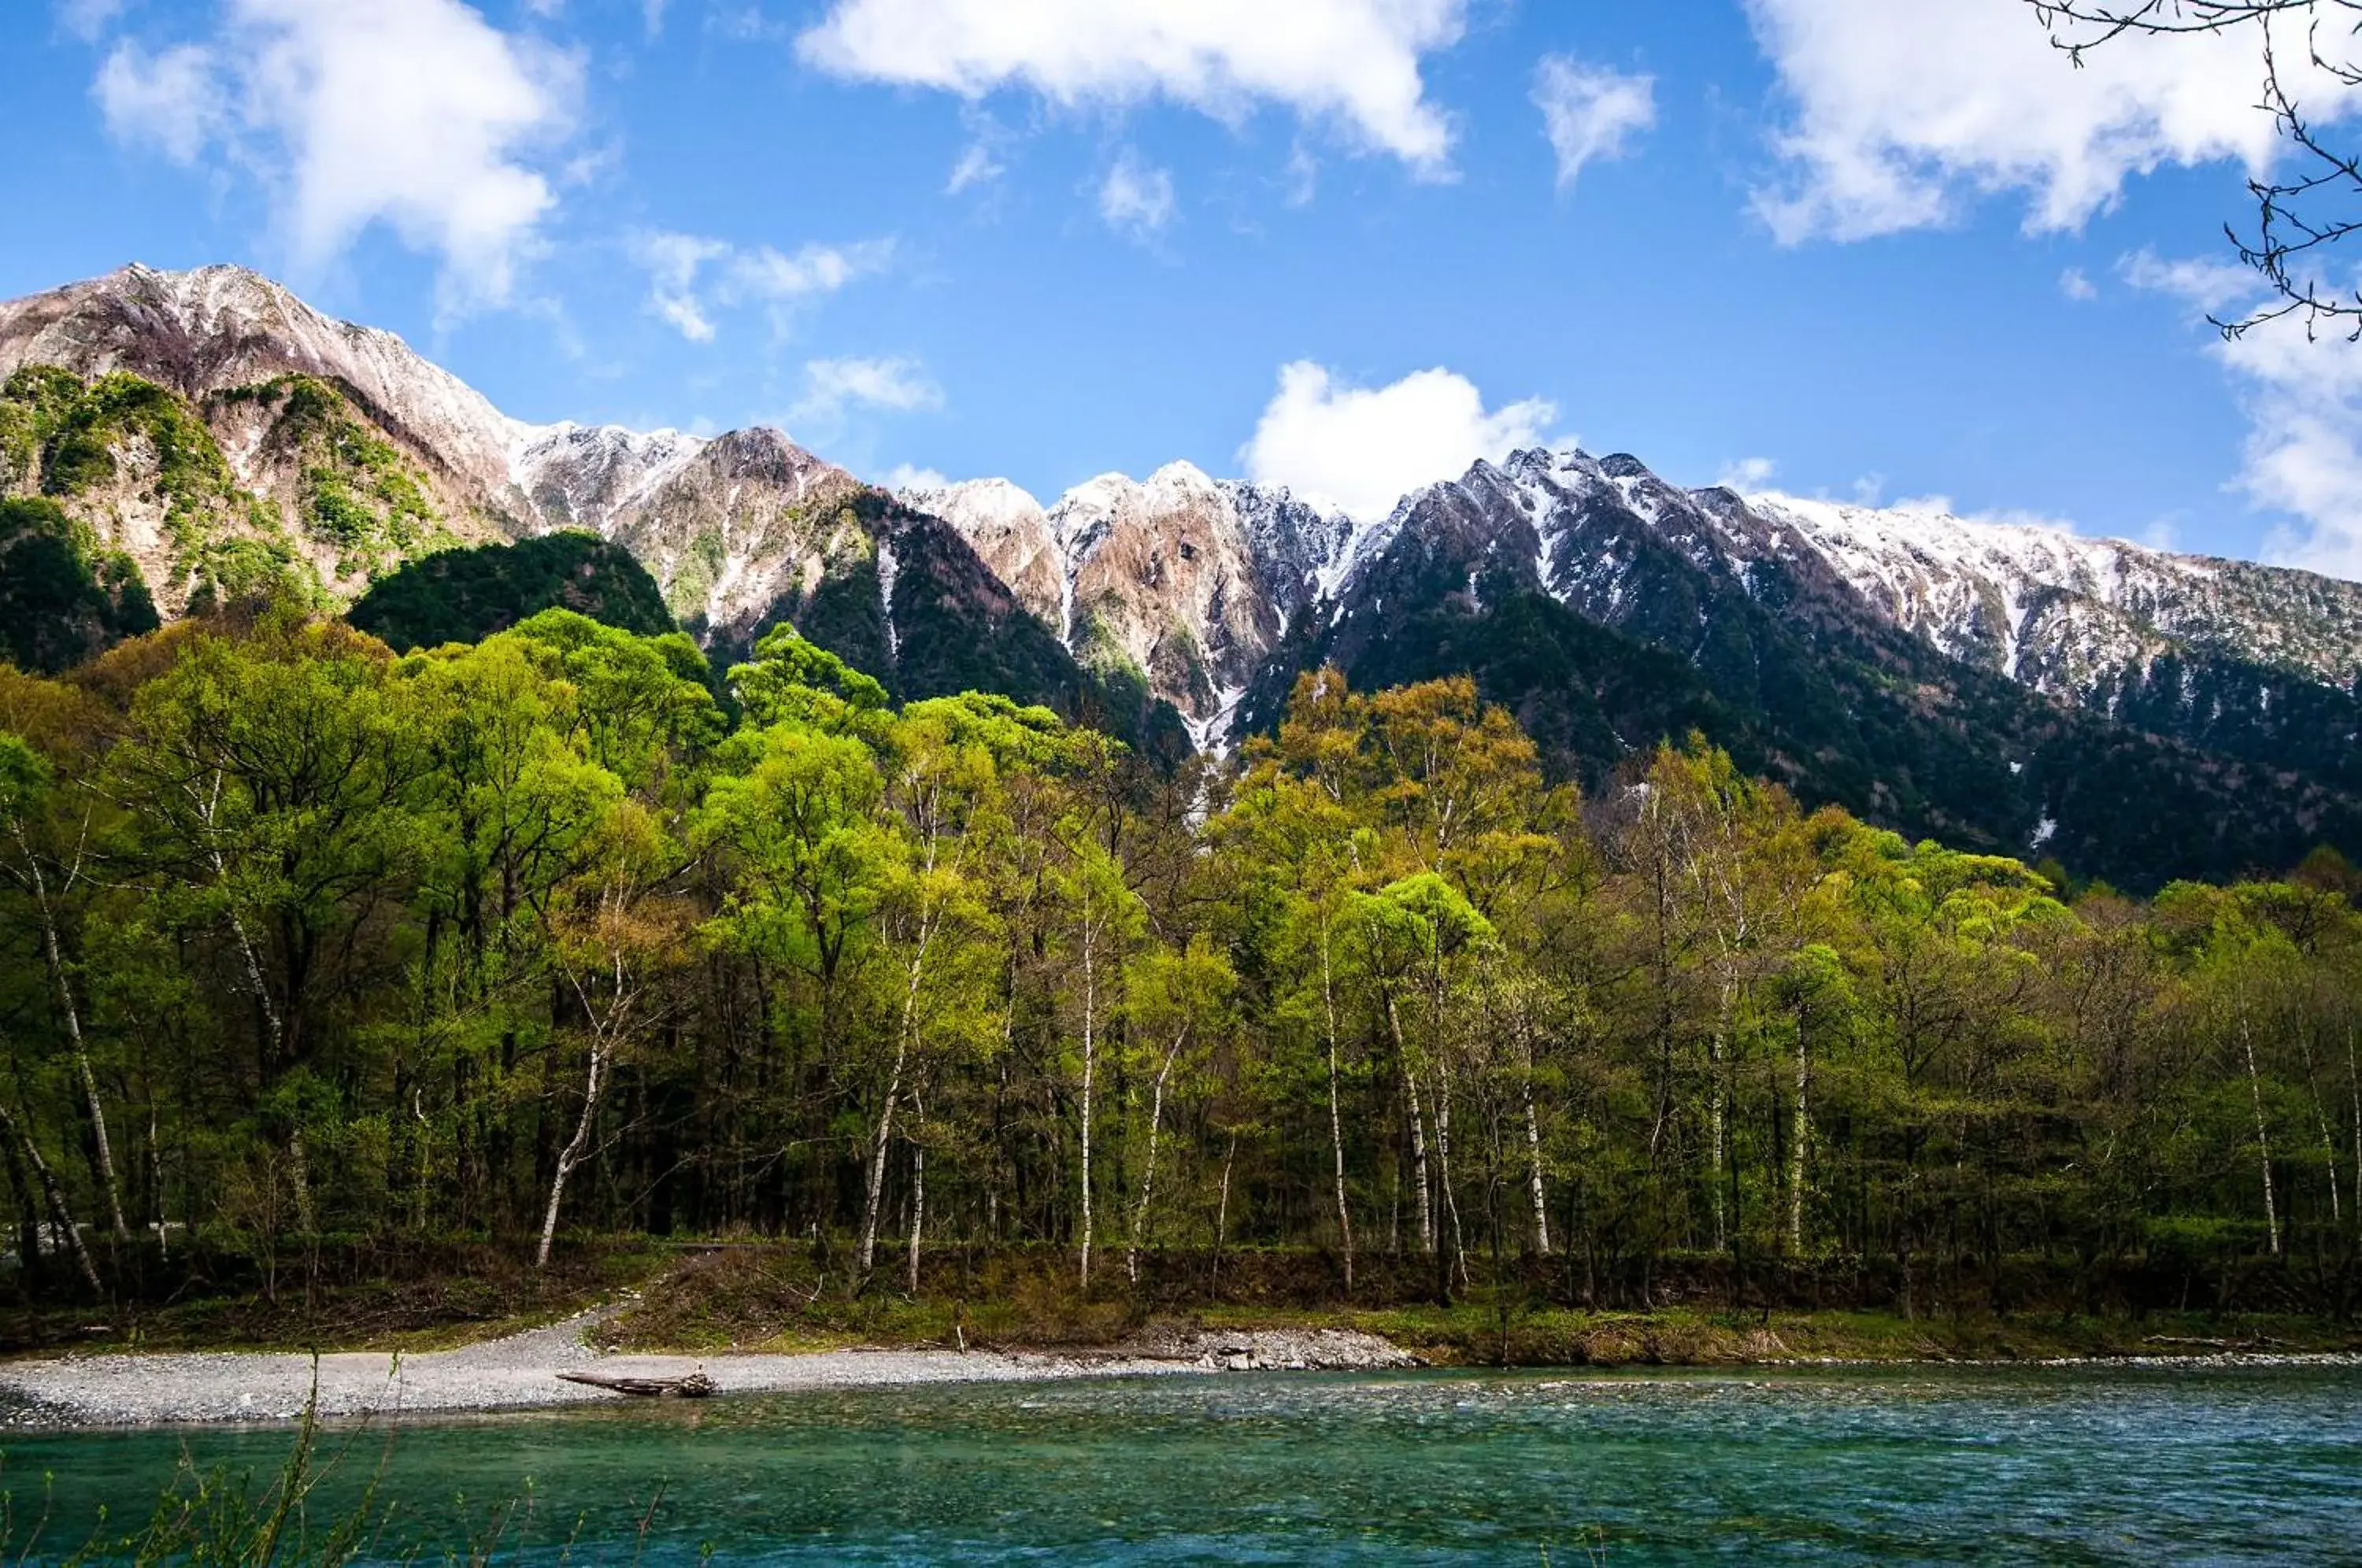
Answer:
[
  {"left": 1098, "top": 150, "right": 1175, "bottom": 239},
  {"left": 2059, "top": 266, "right": 2097, "bottom": 301},
  {"left": 1745, "top": 0, "right": 2362, "bottom": 243},
  {"left": 1241, "top": 361, "right": 1556, "bottom": 521},
  {"left": 2212, "top": 320, "right": 2362, "bottom": 580},
  {"left": 95, "top": 43, "right": 226, "bottom": 165},
  {"left": 629, "top": 232, "right": 894, "bottom": 341},
  {"left": 2119, "top": 247, "right": 2253, "bottom": 314},
  {"left": 798, "top": 0, "right": 1467, "bottom": 174},
  {"left": 91, "top": 0, "right": 579, "bottom": 310},
  {"left": 629, "top": 231, "right": 731, "bottom": 341},
  {"left": 1531, "top": 54, "right": 1653, "bottom": 192},
  {"left": 883, "top": 463, "right": 950, "bottom": 492},
  {"left": 59, "top": 0, "right": 128, "bottom": 43},
  {"left": 946, "top": 142, "right": 1002, "bottom": 194},
  {"left": 732, "top": 239, "right": 895, "bottom": 298},
  {"left": 1283, "top": 142, "right": 1319, "bottom": 207},
  {"left": 2120, "top": 247, "right": 2362, "bottom": 577},
  {"left": 794, "top": 357, "right": 945, "bottom": 426},
  {"left": 1718, "top": 457, "right": 1777, "bottom": 491}
]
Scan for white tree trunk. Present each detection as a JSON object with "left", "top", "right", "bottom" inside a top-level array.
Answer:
[
  {"left": 1708, "top": 1011, "right": 1729, "bottom": 1254},
  {"left": 1128, "top": 1026, "right": 1188, "bottom": 1283},
  {"left": 907, "top": 1095, "right": 926, "bottom": 1296},
  {"left": 1215, "top": 1130, "right": 1237, "bottom": 1258},
  {"left": 1523, "top": 1081, "right": 1550, "bottom": 1256},
  {"left": 536, "top": 1034, "right": 605, "bottom": 1269},
  {"left": 539, "top": 942, "right": 624, "bottom": 1274},
  {"left": 193, "top": 774, "right": 313, "bottom": 1233},
  {"left": 1432, "top": 1056, "right": 1468, "bottom": 1285},
  {"left": 2300, "top": 1034, "right": 2342, "bottom": 1226},
  {"left": 1789, "top": 1022, "right": 1810, "bottom": 1255},
  {"left": 1387, "top": 993, "right": 1434, "bottom": 1254},
  {"left": 0, "top": 1099, "right": 102, "bottom": 1295},
  {"left": 1077, "top": 922, "right": 1098, "bottom": 1287},
  {"left": 1320, "top": 925, "right": 1355, "bottom": 1289},
  {"left": 859, "top": 959, "right": 924, "bottom": 1276},
  {"left": 2238, "top": 1002, "right": 2281, "bottom": 1256},
  {"left": 18, "top": 834, "right": 127, "bottom": 1241}
]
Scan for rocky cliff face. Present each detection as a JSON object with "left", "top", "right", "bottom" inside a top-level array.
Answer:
[
  {"left": 903, "top": 463, "right": 1355, "bottom": 744},
  {"left": 590, "top": 426, "right": 871, "bottom": 645},
  {"left": 898, "top": 477, "right": 1065, "bottom": 626}
]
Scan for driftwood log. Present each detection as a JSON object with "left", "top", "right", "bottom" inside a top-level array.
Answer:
[{"left": 556, "top": 1369, "right": 718, "bottom": 1399}]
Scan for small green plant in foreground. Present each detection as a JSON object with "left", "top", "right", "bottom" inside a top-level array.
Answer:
[{"left": 0, "top": 1364, "right": 669, "bottom": 1566}]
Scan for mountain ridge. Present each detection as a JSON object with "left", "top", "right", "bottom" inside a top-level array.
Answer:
[
  {"left": 0, "top": 262, "right": 1183, "bottom": 750},
  {"left": 6, "top": 261, "right": 2361, "bottom": 885}
]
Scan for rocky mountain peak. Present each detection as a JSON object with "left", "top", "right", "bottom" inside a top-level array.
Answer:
[
  {"left": 513, "top": 423, "right": 708, "bottom": 535},
  {"left": 1745, "top": 489, "right": 2362, "bottom": 693},
  {"left": 902, "top": 461, "right": 1363, "bottom": 736},
  {"left": 898, "top": 476, "right": 1062, "bottom": 628},
  {"left": 0, "top": 263, "right": 532, "bottom": 511}
]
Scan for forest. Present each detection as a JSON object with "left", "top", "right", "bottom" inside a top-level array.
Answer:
[{"left": 0, "top": 596, "right": 2356, "bottom": 1320}]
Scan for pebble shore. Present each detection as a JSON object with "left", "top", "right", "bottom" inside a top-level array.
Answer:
[{"left": 0, "top": 1316, "right": 1420, "bottom": 1429}]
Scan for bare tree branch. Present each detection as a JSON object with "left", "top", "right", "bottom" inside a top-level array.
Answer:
[{"left": 2030, "top": 0, "right": 2362, "bottom": 337}]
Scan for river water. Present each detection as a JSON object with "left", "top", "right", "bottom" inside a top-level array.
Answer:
[{"left": 5, "top": 1364, "right": 2359, "bottom": 1562}]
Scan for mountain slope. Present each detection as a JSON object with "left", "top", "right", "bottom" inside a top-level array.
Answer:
[
  {"left": 903, "top": 464, "right": 1353, "bottom": 744},
  {"left": 0, "top": 263, "right": 532, "bottom": 520},
  {"left": 11, "top": 261, "right": 2361, "bottom": 880},
  {"left": 0, "top": 264, "right": 1181, "bottom": 755},
  {"left": 1, "top": 360, "right": 483, "bottom": 615},
  {"left": 1234, "top": 447, "right": 2362, "bottom": 887}
]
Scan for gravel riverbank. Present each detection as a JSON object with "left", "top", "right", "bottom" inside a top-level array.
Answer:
[{"left": 0, "top": 1315, "right": 1420, "bottom": 1429}]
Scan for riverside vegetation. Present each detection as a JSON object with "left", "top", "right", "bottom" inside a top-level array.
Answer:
[{"left": 0, "top": 594, "right": 2357, "bottom": 1358}]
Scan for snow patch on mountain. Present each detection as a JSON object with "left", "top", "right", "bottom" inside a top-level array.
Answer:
[
  {"left": 877, "top": 538, "right": 901, "bottom": 665},
  {"left": 1745, "top": 489, "right": 2362, "bottom": 693},
  {"left": 512, "top": 423, "right": 709, "bottom": 534}
]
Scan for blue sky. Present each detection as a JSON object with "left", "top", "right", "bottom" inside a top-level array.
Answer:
[{"left": 10, "top": 0, "right": 2362, "bottom": 577}]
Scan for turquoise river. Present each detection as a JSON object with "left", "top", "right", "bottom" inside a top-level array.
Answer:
[{"left": 4, "top": 1364, "right": 2360, "bottom": 1562}]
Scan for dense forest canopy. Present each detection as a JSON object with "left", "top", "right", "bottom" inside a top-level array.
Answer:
[
  {"left": 0, "top": 598, "right": 2355, "bottom": 1311},
  {"left": 345, "top": 531, "right": 679, "bottom": 651}
]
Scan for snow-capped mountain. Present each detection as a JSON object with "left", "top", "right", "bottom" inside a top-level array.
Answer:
[
  {"left": 0, "top": 264, "right": 1187, "bottom": 752},
  {"left": 0, "top": 262, "right": 535, "bottom": 512},
  {"left": 8, "top": 261, "right": 2362, "bottom": 882},
  {"left": 512, "top": 423, "right": 709, "bottom": 536},
  {"left": 1291, "top": 445, "right": 2362, "bottom": 734},
  {"left": 1749, "top": 491, "right": 2362, "bottom": 700},
  {"left": 0, "top": 264, "right": 891, "bottom": 645},
  {"left": 1243, "top": 442, "right": 2362, "bottom": 886},
  {"left": 903, "top": 464, "right": 1354, "bottom": 742}
]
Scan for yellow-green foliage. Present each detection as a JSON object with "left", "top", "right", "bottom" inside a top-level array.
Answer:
[{"left": 1, "top": 628, "right": 2357, "bottom": 1329}]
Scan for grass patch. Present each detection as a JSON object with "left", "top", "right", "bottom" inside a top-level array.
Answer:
[
  {"left": 596, "top": 1244, "right": 2362, "bottom": 1366},
  {"left": 0, "top": 1241, "right": 668, "bottom": 1357}
]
